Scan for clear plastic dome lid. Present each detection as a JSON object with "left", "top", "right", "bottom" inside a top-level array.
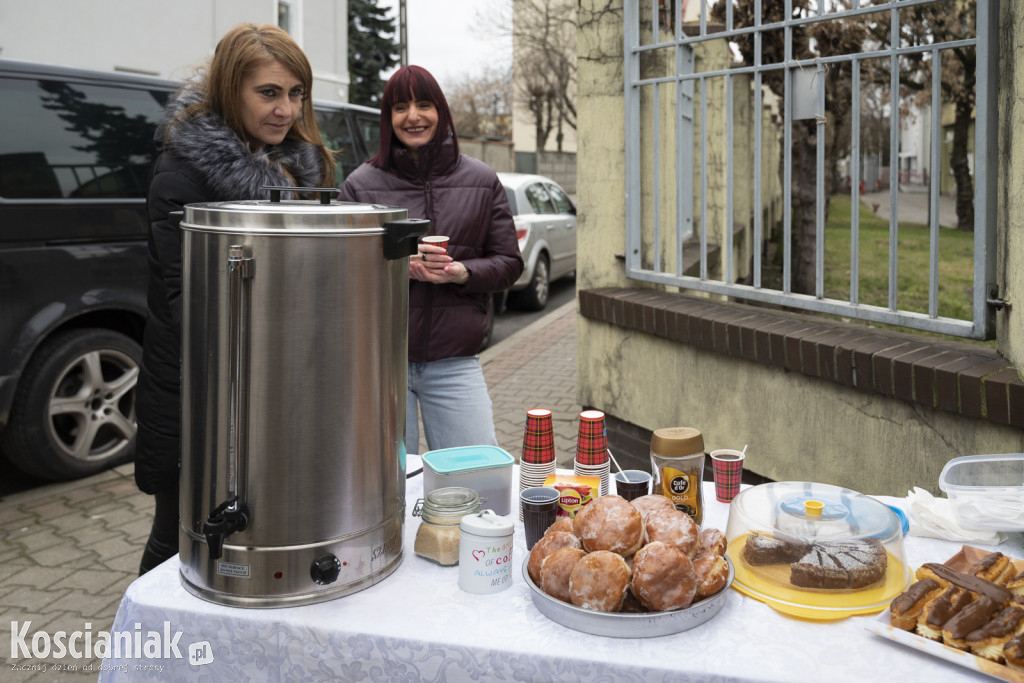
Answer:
[{"left": 724, "top": 481, "right": 911, "bottom": 620}]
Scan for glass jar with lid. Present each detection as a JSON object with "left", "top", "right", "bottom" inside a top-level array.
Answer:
[
  {"left": 650, "top": 427, "right": 705, "bottom": 525},
  {"left": 412, "top": 486, "right": 481, "bottom": 566}
]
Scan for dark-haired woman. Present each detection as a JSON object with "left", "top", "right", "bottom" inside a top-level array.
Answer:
[
  {"left": 135, "top": 23, "right": 335, "bottom": 575},
  {"left": 339, "top": 65, "right": 523, "bottom": 455}
]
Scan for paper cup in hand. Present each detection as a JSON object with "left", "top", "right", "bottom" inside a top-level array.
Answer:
[
  {"left": 422, "top": 235, "right": 449, "bottom": 253},
  {"left": 710, "top": 449, "right": 745, "bottom": 503}
]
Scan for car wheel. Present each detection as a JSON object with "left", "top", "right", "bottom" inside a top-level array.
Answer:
[
  {"left": 509, "top": 253, "right": 550, "bottom": 311},
  {"left": 0, "top": 328, "right": 141, "bottom": 480}
]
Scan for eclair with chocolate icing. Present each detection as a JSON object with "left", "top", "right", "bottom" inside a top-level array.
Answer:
[
  {"left": 942, "top": 596, "right": 1001, "bottom": 651},
  {"left": 1005, "top": 632, "right": 1024, "bottom": 672},
  {"left": 890, "top": 578, "right": 943, "bottom": 631},
  {"left": 967, "top": 605, "right": 1024, "bottom": 663},
  {"left": 920, "top": 562, "right": 1012, "bottom": 606},
  {"left": 916, "top": 585, "right": 974, "bottom": 641},
  {"left": 1006, "top": 568, "right": 1024, "bottom": 597},
  {"left": 968, "top": 552, "right": 1015, "bottom": 586}
]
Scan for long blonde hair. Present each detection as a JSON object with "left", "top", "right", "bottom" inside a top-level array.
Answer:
[{"left": 176, "top": 23, "right": 336, "bottom": 187}]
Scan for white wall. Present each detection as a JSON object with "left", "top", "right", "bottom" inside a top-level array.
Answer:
[{"left": 0, "top": 0, "right": 349, "bottom": 102}]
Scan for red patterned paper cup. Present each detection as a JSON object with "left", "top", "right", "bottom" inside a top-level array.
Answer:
[
  {"left": 574, "top": 410, "right": 608, "bottom": 466},
  {"left": 522, "top": 408, "right": 555, "bottom": 464},
  {"left": 422, "top": 235, "right": 449, "bottom": 253},
  {"left": 710, "top": 448, "right": 745, "bottom": 503}
]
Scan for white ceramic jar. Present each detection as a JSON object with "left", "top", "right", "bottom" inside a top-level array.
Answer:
[{"left": 458, "top": 510, "right": 515, "bottom": 594}]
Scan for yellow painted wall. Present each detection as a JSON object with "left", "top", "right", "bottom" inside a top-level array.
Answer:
[{"left": 575, "top": 0, "right": 1024, "bottom": 496}]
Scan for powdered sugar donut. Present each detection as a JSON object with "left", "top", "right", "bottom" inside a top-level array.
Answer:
[
  {"left": 697, "top": 527, "right": 727, "bottom": 557},
  {"left": 692, "top": 551, "right": 730, "bottom": 600},
  {"left": 568, "top": 550, "right": 632, "bottom": 612},
  {"left": 578, "top": 495, "right": 645, "bottom": 556},
  {"left": 630, "top": 541, "right": 697, "bottom": 611},
  {"left": 629, "top": 494, "right": 676, "bottom": 521},
  {"left": 644, "top": 507, "right": 699, "bottom": 557},
  {"left": 539, "top": 546, "right": 587, "bottom": 603},
  {"left": 527, "top": 531, "right": 583, "bottom": 584},
  {"left": 544, "top": 516, "right": 575, "bottom": 537}
]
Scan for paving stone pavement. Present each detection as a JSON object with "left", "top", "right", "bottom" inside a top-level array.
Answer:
[{"left": 0, "top": 300, "right": 580, "bottom": 681}]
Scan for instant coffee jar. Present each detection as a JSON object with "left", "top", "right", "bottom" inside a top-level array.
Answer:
[{"left": 650, "top": 427, "right": 706, "bottom": 525}]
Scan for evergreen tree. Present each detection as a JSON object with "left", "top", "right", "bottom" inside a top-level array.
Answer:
[{"left": 348, "top": 0, "right": 400, "bottom": 108}]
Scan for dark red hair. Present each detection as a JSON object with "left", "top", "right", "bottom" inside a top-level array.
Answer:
[{"left": 369, "top": 65, "right": 459, "bottom": 169}]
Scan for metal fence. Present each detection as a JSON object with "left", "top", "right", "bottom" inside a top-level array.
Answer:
[{"left": 623, "top": 0, "right": 998, "bottom": 339}]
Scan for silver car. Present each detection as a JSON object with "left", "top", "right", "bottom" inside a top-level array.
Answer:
[{"left": 497, "top": 172, "right": 577, "bottom": 310}]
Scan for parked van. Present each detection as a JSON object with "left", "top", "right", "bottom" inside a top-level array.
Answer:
[{"left": 0, "top": 58, "right": 381, "bottom": 480}]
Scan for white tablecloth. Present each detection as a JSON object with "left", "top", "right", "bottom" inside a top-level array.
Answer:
[{"left": 100, "top": 460, "right": 1024, "bottom": 682}]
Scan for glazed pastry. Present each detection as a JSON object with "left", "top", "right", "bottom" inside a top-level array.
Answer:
[
  {"left": 692, "top": 551, "right": 729, "bottom": 601},
  {"left": 630, "top": 541, "right": 697, "bottom": 612},
  {"left": 941, "top": 596, "right": 1000, "bottom": 651},
  {"left": 577, "top": 495, "right": 645, "bottom": 557},
  {"left": 629, "top": 494, "right": 676, "bottom": 521},
  {"left": 571, "top": 499, "right": 597, "bottom": 537},
  {"left": 644, "top": 508, "right": 699, "bottom": 558},
  {"left": 916, "top": 585, "right": 974, "bottom": 641},
  {"left": 968, "top": 552, "right": 1015, "bottom": 586},
  {"left": 889, "top": 578, "right": 943, "bottom": 631},
  {"left": 527, "top": 531, "right": 583, "bottom": 584},
  {"left": 966, "top": 605, "right": 1024, "bottom": 663},
  {"left": 697, "top": 528, "right": 727, "bottom": 557},
  {"left": 544, "top": 517, "right": 575, "bottom": 537},
  {"left": 1005, "top": 632, "right": 1024, "bottom": 672},
  {"left": 538, "top": 546, "right": 587, "bottom": 603},
  {"left": 568, "top": 550, "right": 632, "bottom": 612}
]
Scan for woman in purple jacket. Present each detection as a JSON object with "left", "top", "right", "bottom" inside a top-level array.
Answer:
[{"left": 339, "top": 65, "right": 523, "bottom": 455}]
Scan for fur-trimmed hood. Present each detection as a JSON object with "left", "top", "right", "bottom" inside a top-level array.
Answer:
[{"left": 155, "top": 77, "right": 323, "bottom": 199}]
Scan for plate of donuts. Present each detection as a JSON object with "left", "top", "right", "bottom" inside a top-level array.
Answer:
[
  {"left": 865, "top": 546, "right": 1024, "bottom": 682},
  {"left": 521, "top": 555, "right": 734, "bottom": 638},
  {"left": 521, "top": 494, "right": 734, "bottom": 637}
]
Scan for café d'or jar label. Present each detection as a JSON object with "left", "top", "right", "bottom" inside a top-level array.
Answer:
[{"left": 658, "top": 466, "right": 700, "bottom": 522}]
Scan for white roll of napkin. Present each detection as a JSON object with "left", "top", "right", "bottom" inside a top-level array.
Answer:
[{"left": 905, "top": 487, "right": 1008, "bottom": 545}]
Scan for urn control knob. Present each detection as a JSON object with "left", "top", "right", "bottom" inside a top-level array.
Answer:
[{"left": 310, "top": 554, "right": 341, "bottom": 585}]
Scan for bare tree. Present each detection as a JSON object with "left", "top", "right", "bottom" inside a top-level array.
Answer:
[
  {"left": 482, "top": 0, "right": 576, "bottom": 153},
  {"left": 445, "top": 65, "right": 514, "bottom": 138}
]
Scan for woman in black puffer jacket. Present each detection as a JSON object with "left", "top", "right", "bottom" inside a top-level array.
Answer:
[
  {"left": 339, "top": 66, "right": 523, "bottom": 456},
  {"left": 135, "top": 23, "right": 335, "bottom": 575}
]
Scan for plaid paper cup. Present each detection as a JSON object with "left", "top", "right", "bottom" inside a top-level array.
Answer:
[
  {"left": 710, "top": 449, "right": 745, "bottom": 503},
  {"left": 522, "top": 408, "right": 556, "bottom": 465},
  {"left": 574, "top": 410, "right": 608, "bottom": 466}
]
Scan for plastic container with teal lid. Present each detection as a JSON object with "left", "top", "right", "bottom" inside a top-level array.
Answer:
[{"left": 723, "top": 481, "right": 911, "bottom": 620}]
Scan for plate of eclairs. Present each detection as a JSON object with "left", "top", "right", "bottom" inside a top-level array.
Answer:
[
  {"left": 866, "top": 546, "right": 1024, "bottom": 682},
  {"left": 522, "top": 494, "right": 733, "bottom": 638}
]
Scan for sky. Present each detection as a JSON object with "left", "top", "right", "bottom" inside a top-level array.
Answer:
[{"left": 377, "top": 0, "right": 512, "bottom": 86}]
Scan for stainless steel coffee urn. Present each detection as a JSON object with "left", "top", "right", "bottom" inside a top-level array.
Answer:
[{"left": 178, "top": 188, "right": 428, "bottom": 607}]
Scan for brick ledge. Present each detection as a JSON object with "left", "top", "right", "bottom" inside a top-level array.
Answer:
[{"left": 578, "top": 287, "right": 1024, "bottom": 429}]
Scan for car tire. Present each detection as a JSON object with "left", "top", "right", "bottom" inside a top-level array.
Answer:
[
  {"left": 0, "top": 328, "right": 141, "bottom": 480},
  {"left": 509, "top": 253, "right": 550, "bottom": 311}
]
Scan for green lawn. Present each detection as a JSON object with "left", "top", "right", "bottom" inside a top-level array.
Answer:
[{"left": 823, "top": 194, "right": 975, "bottom": 322}]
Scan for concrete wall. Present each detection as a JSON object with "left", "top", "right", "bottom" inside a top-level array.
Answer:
[
  {"left": 458, "top": 136, "right": 514, "bottom": 173},
  {"left": 575, "top": 0, "right": 1024, "bottom": 497},
  {"left": 0, "top": 0, "right": 350, "bottom": 102}
]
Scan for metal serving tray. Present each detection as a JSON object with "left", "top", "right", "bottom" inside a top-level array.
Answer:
[{"left": 521, "top": 555, "right": 733, "bottom": 638}]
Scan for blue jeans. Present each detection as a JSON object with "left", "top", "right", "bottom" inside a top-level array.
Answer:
[{"left": 406, "top": 356, "right": 498, "bottom": 454}]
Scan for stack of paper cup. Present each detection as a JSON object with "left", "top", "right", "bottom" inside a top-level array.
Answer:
[
  {"left": 573, "top": 410, "right": 610, "bottom": 496},
  {"left": 519, "top": 408, "right": 557, "bottom": 522}
]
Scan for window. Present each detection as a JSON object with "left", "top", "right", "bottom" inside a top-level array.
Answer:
[
  {"left": 0, "top": 77, "right": 167, "bottom": 199},
  {"left": 547, "top": 184, "right": 574, "bottom": 214},
  {"left": 524, "top": 183, "right": 555, "bottom": 214},
  {"left": 278, "top": 2, "right": 292, "bottom": 33}
]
